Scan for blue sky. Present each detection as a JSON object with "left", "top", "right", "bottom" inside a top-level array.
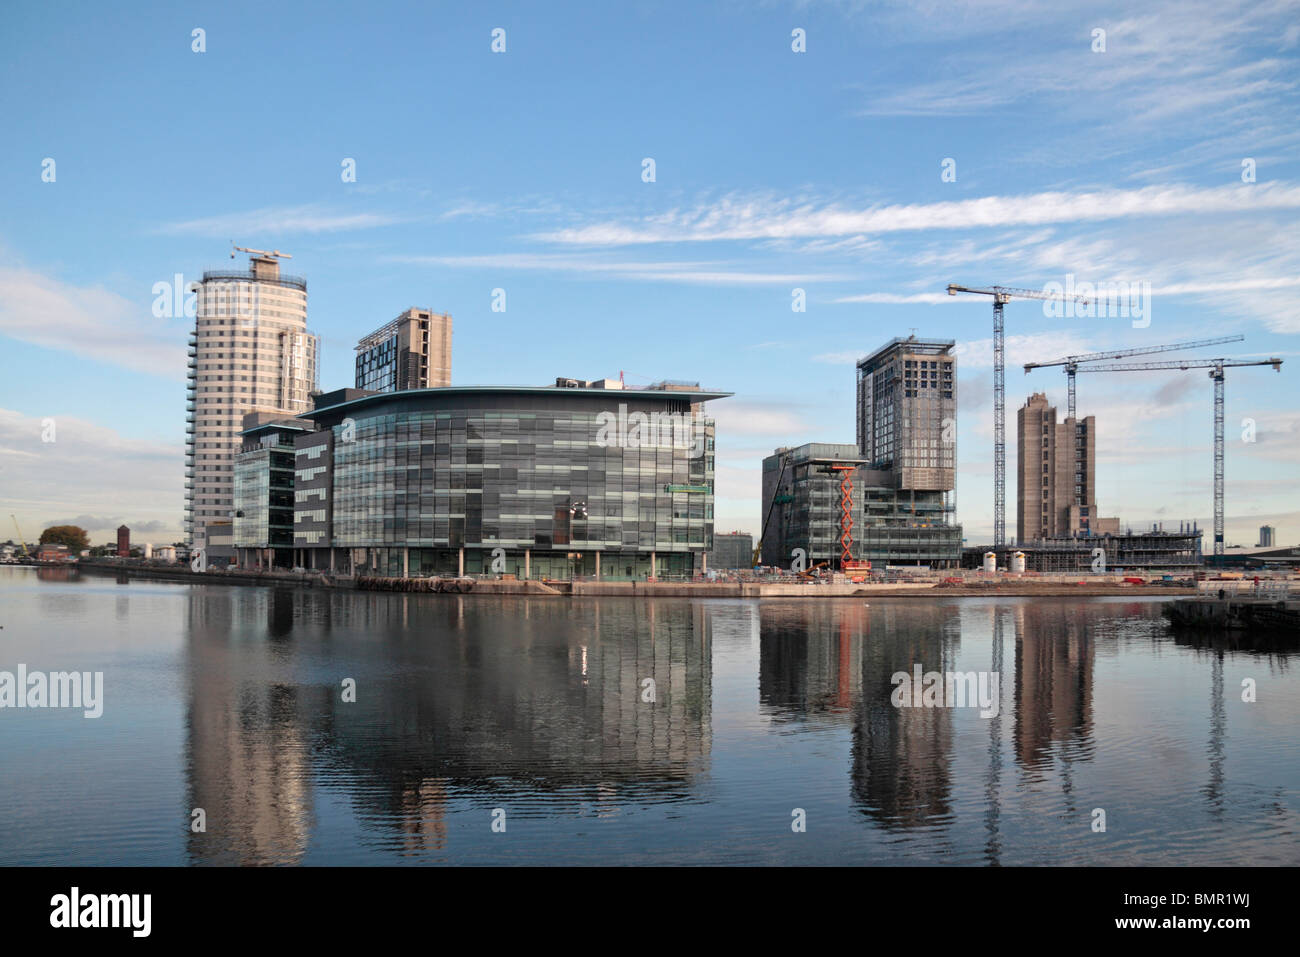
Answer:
[{"left": 2, "top": 0, "right": 1298, "bottom": 546}]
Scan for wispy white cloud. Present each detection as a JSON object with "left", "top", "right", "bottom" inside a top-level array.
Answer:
[
  {"left": 955, "top": 331, "right": 1099, "bottom": 370},
  {"left": 535, "top": 182, "right": 1300, "bottom": 246},
  {"left": 389, "top": 252, "right": 855, "bottom": 285},
  {"left": 159, "top": 204, "right": 406, "bottom": 236},
  {"left": 829, "top": 218, "right": 1300, "bottom": 333},
  {"left": 1155, "top": 277, "right": 1300, "bottom": 296},
  {"left": 833, "top": 292, "right": 953, "bottom": 304},
  {"left": 811, "top": 350, "right": 865, "bottom": 364},
  {"left": 848, "top": 0, "right": 1298, "bottom": 132},
  {"left": 0, "top": 267, "right": 184, "bottom": 379},
  {"left": 0, "top": 408, "right": 183, "bottom": 542},
  {"left": 437, "top": 198, "right": 566, "bottom": 221}
]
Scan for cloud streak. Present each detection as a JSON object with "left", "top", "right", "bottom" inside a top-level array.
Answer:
[
  {"left": 534, "top": 183, "right": 1300, "bottom": 246},
  {"left": 390, "top": 252, "right": 855, "bottom": 285},
  {"left": 160, "top": 204, "right": 406, "bottom": 236}
]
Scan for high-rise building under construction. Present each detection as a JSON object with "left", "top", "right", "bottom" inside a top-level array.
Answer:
[
  {"left": 856, "top": 336, "right": 957, "bottom": 492},
  {"left": 355, "top": 307, "right": 452, "bottom": 392},
  {"left": 760, "top": 336, "right": 962, "bottom": 569}
]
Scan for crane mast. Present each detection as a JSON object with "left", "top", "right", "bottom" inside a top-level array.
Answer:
[{"left": 947, "top": 283, "right": 1091, "bottom": 548}]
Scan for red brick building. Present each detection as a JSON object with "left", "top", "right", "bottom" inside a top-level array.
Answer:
[{"left": 117, "top": 524, "right": 130, "bottom": 558}]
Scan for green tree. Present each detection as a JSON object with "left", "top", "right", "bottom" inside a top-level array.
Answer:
[{"left": 39, "top": 525, "right": 89, "bottom": 552}]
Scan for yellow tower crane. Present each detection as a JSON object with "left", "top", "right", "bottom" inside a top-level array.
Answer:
[{"left": 10, "top": 514, "right": 31, "bottom": 558}]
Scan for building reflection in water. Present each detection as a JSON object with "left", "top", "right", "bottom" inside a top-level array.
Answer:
[
  {"left": 982, "top": 605, "right": 1006, "bottom": 866},
  {"left": 185, "top": 588, "right": 314, "bottom": 865},
  {"left": 1012, "top": 602, "right": 1097, "bottom": 782},
  {"left": 758, "top": 602, "right": 865, "bottom": 720},
  {"left": 757, "top": 600, "right": 961, "bottom": 829},
  {"left": 184, "top": 589, "right": 712, "bottom": 863},
  {"left": 757, "top": 598, "right": 1110, "bottom": 853},
  {"left": 852, "top": 602, "right": 961, "bottom": 830}
]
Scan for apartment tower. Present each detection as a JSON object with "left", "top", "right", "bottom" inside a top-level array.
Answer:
[
  {"left": 185, "top": 251, "right": 319, "bottom": 547},
  {"left": 355, "top": 307, "right": 452, "bottom": 392},
  {"left": 1016, "top": 392, "right": 1117, "bottom": 542}
]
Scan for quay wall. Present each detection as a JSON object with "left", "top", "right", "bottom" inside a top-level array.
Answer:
[{"left": 68, "top": 562, "right": 1195, "bottom": 598}]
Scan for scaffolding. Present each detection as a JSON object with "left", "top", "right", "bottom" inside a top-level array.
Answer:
[{"left": 761, "top": 444, "right": 963, "bottom": 568}]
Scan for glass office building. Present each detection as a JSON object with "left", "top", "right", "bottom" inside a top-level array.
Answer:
[
  {"left": 278, "top": 383, "right": 728, "bottom": 580},
  {"left": 232, "top": 416, "right": 314, "bottom": 569}
]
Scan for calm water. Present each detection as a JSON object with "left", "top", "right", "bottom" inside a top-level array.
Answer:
[{"left": 1, "top": 565, "right": 1297, "bottom": 866}]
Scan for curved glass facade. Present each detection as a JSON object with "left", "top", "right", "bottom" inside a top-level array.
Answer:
[{"left": 278, "top": 387, "right": 725, "bottom": 581}]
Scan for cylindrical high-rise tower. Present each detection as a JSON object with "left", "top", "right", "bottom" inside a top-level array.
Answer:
[{"left": 185, "top": 251, "right": 319, "bottom": 546}]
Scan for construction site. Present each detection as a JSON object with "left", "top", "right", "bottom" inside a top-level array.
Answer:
[
  {"left": 945, "top": 285, "right": 1283, "bottom": 573},
  {"left": 758, "top": 287, "right": 1284, "bottom": 577},
  {"left": 760, "top": 338, "right": 963, "bottom": 573},
  {"left": 962, "top": 526, "right": 1205, "bottom": 574}
]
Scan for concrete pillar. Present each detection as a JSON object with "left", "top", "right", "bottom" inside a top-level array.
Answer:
[
  {"left": 458, "top": 546, "right": 464, "bottom": 577},
  {"left": 330, "top": 548, "right": 336, "bottom": 572},
  {"left": 701, "top": 551, "right": 707, "bottom": 575},
  {"left": 594, "top": 550, "right": 600, "bottom": 581},
  {"left": 402, "top": 547, "right": 409, "bottom": 578},
  {"left": 650, "top": 550, "right": 656, "bottom": 579},
  {"left": 524, "top": 549, "right": 530, "bottom": 580}
]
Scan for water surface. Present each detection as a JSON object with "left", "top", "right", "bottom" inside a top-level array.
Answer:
[{"left": 1, "top": 566, "right": 1296, "bottom": 865}]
